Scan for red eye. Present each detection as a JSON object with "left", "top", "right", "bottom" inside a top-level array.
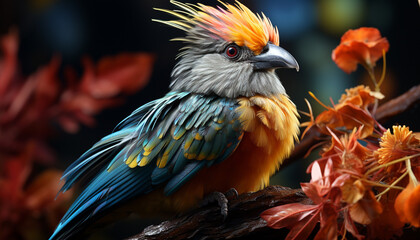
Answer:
[{"left": 225, "top": 45, "right": 239, "bottom": 58}]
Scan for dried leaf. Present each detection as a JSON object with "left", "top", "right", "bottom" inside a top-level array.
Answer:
[
  {"left": 341, "top": 179, "right": 365, "bottom": 204},
  {"left": 261, "top": 203, "right": 319, "bottom": 229},
  {"left": 314, "top": 203, "right": 338, "bottom": 240},
  {"left": 350, "top": 190, "right": 383, "bottom": 224},
  {"left": 343, "top": 209, "right": 364, "bottom": 240},
  {"left": 285, "top": 210, "right": 320, "bottom": 240}
]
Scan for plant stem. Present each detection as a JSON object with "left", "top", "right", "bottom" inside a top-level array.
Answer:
[
  {"left": 364, "top": 153, "right": 420, "bottom": 177},
  {"left": 406, "top": 158, "right": 419, "bottom": 186},
  {"left": 377, "top": 50, "right": 387, "bottom": 89},
  {"left": 361, "top": 178, "right": 404, "bottom": 190},
  {"left": 376, "top": 171, "right": 407, "bottom": 201}
]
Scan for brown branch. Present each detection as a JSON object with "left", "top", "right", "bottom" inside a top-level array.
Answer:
[
  {"left": 127, "top": 186, "right": 309, "bottom": 240},
  {"left": 375, "top": 85, "right": 420, "bottom": 121}
]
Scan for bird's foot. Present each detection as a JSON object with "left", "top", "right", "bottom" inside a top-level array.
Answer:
[
  {"left": 201, "top": 188, "right": 238, "bottom": 220},
  {"left": 224, "top": 188, "right": 238, "bottom": 201}
]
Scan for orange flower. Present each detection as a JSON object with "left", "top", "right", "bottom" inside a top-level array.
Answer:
[
  {"left": 375, "top": 125, "right": 420, "bottom": 172},
  {"left": 332, "top": 27, "right": 389, "bottom": 73},
  {"left": 338, "top": 85, "right": 384, "bottom": 109},
  {"left": 394, "top": 179, "right": 420, "bottom": 227}
]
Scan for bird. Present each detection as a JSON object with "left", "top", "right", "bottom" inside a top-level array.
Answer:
[{"left": 50, "top": 1, "right": 300, "bottom": 239}]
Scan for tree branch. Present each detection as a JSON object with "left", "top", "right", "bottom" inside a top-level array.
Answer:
[
  {"left": 375, "top": 85, "right": 420, "bottom": 121},
  {"left": 127, "top": 186, "right": 308, "bottom": 240}
]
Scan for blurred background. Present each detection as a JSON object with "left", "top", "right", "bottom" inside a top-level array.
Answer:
[{"left": 0, "top": 0, "right": 419, "bottom": 239}]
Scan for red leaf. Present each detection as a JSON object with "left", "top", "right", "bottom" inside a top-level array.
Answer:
[
  {"left": 24, "top": 170, "right": 73, "bottom": 213},
  {"left": 261, "top": 203, "right": 319, "bottom": 229},
  {"left": 314, "top": 203, "right": 338, "bottom": 240},
  {"left": 343, "top": 209, "right": 364, "bottom": 240},
  {"left": 5, "top": 76, "right": 37, "bottom": 122},
  {"left": 0, "top": 143, "right": 34, "bottom": 206},
  {"left": 310, "top": 160, "right": 323, "bottom": 182},
  {"left": 33, "top": 56, "right": 61, "bottom": 108},
  {"left": 286, "top": 210, "right": 320, "bottom": 240},
  {"left": 0, "top": 29, "right": 18, "bottom": 96},
  {"left": 301, "top": 182, "right": 323, "bottom": 204},
  {"left": 80, "top": 53, "right": 155, "bottom": 98}
]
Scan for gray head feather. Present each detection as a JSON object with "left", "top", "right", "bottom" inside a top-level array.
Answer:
[{"left": 170, "top": 27, "right": 287, "bottom": 98}]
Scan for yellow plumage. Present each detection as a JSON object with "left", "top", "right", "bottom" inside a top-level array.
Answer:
[{"left": 165, "top": 94, "right": 300, "bottom": 211}]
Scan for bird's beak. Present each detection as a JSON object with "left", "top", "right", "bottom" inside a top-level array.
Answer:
[{"left": 251, "top": 43, "right": 299, "bottom": 72}]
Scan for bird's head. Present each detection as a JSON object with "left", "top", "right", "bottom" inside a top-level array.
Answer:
[{"left": 155, "top": 0, "right": 299, "bottom": 98}]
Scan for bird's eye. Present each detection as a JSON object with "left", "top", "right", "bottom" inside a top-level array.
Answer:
[{"left": 225, "top": 45, "right": 239, "bottom": 59}]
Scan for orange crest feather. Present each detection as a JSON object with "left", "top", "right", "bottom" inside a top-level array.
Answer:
[{"left": 154, "top": 0, "right": 280, "bottom": 54}]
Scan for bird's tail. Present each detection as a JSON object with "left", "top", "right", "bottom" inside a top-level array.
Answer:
[
  {"left": 49, "top": 133, "right": 157, "bottom": 239},
  {"left": 50, "top": 127, "right": 153, "bottom": 240}
]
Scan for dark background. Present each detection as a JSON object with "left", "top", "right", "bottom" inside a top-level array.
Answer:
[{"left": 0, "top": 0, "right": 419, "bottom": 238}]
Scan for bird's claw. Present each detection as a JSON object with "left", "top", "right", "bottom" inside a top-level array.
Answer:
[
  {"left": 224, "top": 188, "right": 238, "bottom": 201},
  {"left": 201, "top": 188, "right": 238, "bottom": 220}
]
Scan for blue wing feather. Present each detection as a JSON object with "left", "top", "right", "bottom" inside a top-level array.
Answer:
[{"left": 50, "top": 92, "right": 244, "bottom": 240}]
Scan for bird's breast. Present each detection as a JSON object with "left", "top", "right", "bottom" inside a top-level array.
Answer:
[{"left": 169, "top": 94, "right": 300, "bottom": 211}]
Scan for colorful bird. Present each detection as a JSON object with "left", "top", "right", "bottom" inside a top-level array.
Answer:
[{"left": 50, "top": 1, "right": 300, "bottom": 239}]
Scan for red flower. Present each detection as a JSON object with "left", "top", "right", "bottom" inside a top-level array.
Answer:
[{"left": 332, "top": 27, "right": 389, "bottom": 73}]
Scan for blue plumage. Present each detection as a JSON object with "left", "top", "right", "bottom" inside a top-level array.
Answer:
[{"left": 50, "top": 92, "right": 244, "bottom": 239}]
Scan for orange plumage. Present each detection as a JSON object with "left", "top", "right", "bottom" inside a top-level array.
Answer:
[
  {"left": 168, "top": 94, "right": 300, "bottom": 211},
  {"left": 155, "top": 0, "right": 279, "bottom": 55}
]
